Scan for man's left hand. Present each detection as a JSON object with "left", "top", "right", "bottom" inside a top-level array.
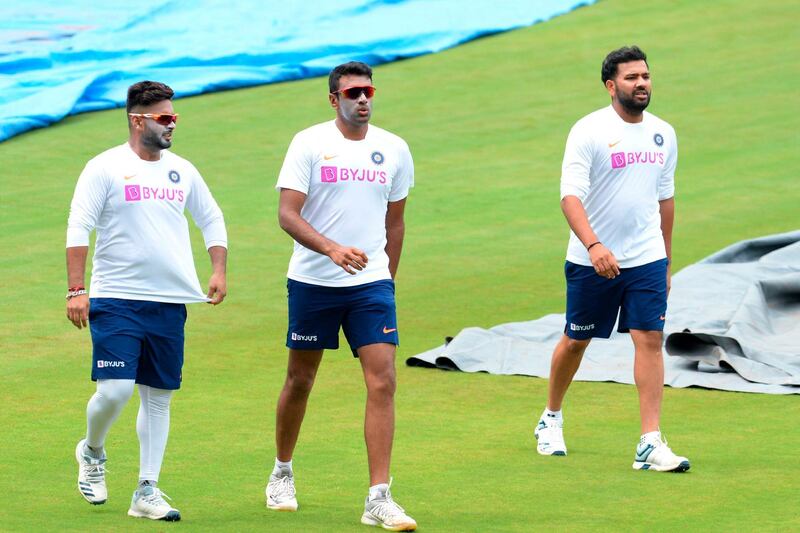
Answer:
[{"left": 207, "top": 272, "right": 227, "bottom": 305}]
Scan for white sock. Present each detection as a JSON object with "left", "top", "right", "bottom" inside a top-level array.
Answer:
[
  {"left": 641, "top": 430, "right": 661, "bottom": 445},
  {"left": 136, "top": 385, "right": 173, "bottom": 484},
  {"left": 86, "top": 379, "right": 136, "bottom": 453},
  {"left": 369, "top": 483, "right": 389, "bottom": 501},
  {"left": 272, "top": 458, "right": 293, "bottom": 477},
  {"left": 542, "top": 408, "right": 562, "bottom": 420}
]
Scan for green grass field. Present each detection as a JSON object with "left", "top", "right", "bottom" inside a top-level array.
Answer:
[{"left": 1, "top": 0, "right": 799, "bottom": 530}]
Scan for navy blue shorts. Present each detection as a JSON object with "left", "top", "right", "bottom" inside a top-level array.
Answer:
[
  {"left": 89, "top": 298, "right": 187, "bottom": 389},
  {"left": 564, "top": 258, "right": 668, "bottom": 340},
  {"left": 286, "top": 279, "right": 398, "bottom": 356}
]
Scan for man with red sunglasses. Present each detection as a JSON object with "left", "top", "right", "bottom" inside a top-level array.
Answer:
[
  {"left": 267, "top": 61, "right": 417, "bottom": 531},
  {"left": 66, "top": 80, "right": 228, "bottom": 521}
]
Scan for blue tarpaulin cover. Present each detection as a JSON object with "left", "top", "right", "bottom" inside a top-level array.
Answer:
[{"left": 0, "top": 0, "right": 593, "bottom": 142}]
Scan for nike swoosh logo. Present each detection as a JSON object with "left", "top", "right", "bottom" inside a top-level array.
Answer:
[
  {"left": 323, "top": 154, "right": 338, "bottom": 160},
  {"left": 124, "top": 174, "right": 137, "bottom": 180},
  {"left": 382, "top": 327, "right": 397, "bottom": 334},
  {"left": 608, "top": 140, "right": 622, "bottom": 148}
]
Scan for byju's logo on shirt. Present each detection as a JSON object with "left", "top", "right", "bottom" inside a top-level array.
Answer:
[
  {"left": 125, "top": 184, "right": 142, "bottom": 201},
  {"left": 319, "top": 165, "right": 387, "bottom": 184},
  {"left": 610, "top": 151, "right": 665, "bottom": 169},
  {"left": 124, "top": 184, "right": 185, "bottom": 203},
  {"left": 97, "top": 360, "right": 125, "bottom": 368},
  {"left": 321, "top": 166, "right": 338, "bottom": 182}
]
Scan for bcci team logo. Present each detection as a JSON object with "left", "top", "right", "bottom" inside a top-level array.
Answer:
[
  {"left": 168, "top": 170, "right": 180, "bottom": 183},
  {"left": 371, "top": 151, "right": 385, "bottom": 165},
  {"left": 653, "top": 133, "right": 664, "bottom": 147}
]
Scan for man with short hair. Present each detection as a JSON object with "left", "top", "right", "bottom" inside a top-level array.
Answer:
[
  {"left": 66, "top": 80, "right": 228, "bottom": 520},
  {"left": 535, "top": 46, "right": 690, "bottom": 472},
  {"left": 266, "top": 61, "right": 417, "bottom": 531}
]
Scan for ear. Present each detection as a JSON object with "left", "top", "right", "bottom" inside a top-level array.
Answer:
[
  {"left": 329, "top": 93, "right": 339, "bottom": 110},
  {"left": 605, "top": 79, "right": 616, "bottom": 98}
]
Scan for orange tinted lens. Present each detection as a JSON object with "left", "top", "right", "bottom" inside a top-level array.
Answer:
[
  {"left": 341, "top": 86, "right": 374, "bottom": 99},
  {"left": 154, "top": 114, "right": 177, "bottom": 125}
]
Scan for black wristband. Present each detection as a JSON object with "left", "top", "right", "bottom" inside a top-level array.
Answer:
[{"left": 587, "top": 241, "right": 601, "bottom": 251}]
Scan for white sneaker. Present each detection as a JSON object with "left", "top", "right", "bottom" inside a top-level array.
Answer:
[
  {"left": 633, "top": 435, "right": 690, "bottom": 472},
  {"left": 361, "top": 480, "right": 417, "bottom": 532},
  {"left": 535, "top": 417, "right": 567, "bottom": 456},
  {"left": 266, "top": 473, "right": 298, "bottom": 511},
  {"left": 127, "top": 485, "right": 181, "bottom": 521},
  {"left": 75, "top": 439, "right": 107, "bottom": 505}
]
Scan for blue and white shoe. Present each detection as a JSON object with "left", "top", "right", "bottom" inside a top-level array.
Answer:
[
  {"left": 75, "top": 439, "right": 107, "bottom": 504},
  {"left": 127, "top": 485, "right": 181, "bottom": 521},
  {"left": 633, "top": 435, "right": 690, "bottom": 472},
  {"left": 535, "top": 417, "right": 567, "bottom": 456}
]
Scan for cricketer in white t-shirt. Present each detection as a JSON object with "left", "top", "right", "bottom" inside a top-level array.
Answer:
[
  {"left": 276, "top": 119, "right": 414, "bottom": 287},
  {"left": 66, "top": 143, "right": 227, "bottom": 303},
  {"left": 560, "top": 105, "right": 677, "bottom": 268}
]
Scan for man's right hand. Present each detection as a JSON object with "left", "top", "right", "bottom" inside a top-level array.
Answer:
[
  {"left": 328, "top": 245, "right": 368, "bottom": 275},
  {"left": 67, "top": 294, "right": 89, "bottom": 329},
  {"left": 589, "top": 243, "right": 621, "bottom": 279}
]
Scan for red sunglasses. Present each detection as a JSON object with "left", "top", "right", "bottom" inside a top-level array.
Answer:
[
  {"left": 331, "top": 85, "right": 376, "bottom": 100},
  {"left": 128, "top": 113, "right": 179, "bottom": 126}
]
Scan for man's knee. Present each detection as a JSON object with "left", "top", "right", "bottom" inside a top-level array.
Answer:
[
  {"left": 96, "top": 379, "right": 135, "bottom": 406},
  {"left": 562, "top": 336, "right": 591, "bottom": 356},
  {"left": 285, "top": 368, "right": 316, "bottom": 395},
  {"left": 365, "top": 371, "right": 396, "bottom": 398}
]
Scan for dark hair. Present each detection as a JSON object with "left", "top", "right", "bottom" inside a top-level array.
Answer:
[
  {"left": 328, "top": 61, "right": 373, "bottom": 93},
  {"left": 601, "top": 46, "right": 648, "bottom": 84},
  {"left": 126, "top": 81, "right": 174, "bottom": 112}
]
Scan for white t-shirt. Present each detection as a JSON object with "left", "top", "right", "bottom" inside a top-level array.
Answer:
[
  {"left": 276, "top": 120, "right": 414, "bottom": 287},
  {"left": 560, "top": 105, "right": 677, "bottom": 268},
  {"left": 66, "top": 143, "right": 227, "bottom": 303}
]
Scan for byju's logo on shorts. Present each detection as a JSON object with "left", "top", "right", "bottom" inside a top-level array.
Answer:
[
  {"left": 291, "top": 332, "right": 318, "bottom": 342},
  {"left": 97, "top": 360, "right": 125, "bottom": 368},
  {"left": 321, "top": 166, "right": 338, "bottom": 183},
  {"left": 569, "top": 323, "right": 595, "bottom": 332},
  {"left": 125, "top": 184, "right": 141, "bottom": 201}
]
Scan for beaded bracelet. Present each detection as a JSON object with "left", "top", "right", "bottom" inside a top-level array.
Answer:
[{"left": 66, "top": 289, "right": 88, "bottom": 300}]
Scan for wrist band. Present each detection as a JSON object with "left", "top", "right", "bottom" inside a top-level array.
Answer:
[
  {"left": 587, "top": 241, "right": 601, "bottom": 251},
  {"left": 68, "top": 285, "right": 85, "bottom": 292},
  {"left": 66, "top": 289, "right": 87, "bottom": 300}
]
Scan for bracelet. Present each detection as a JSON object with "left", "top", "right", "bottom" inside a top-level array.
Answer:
[
  {"left": 587, "top": 241, "right": 602, "bottom": 251},
  {"left": 66, "top": 289, "right": 87, "bottom": 300},
  {"left": 68, "top": 285, "right": 85, "bottom": 292}
]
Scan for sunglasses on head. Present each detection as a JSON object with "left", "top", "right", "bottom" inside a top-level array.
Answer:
[
  {"left": 332, "top": 85, "right": 376, "bottom": 100},
  {"left": 128, "top": 113, "right": 179, "bottom": 126}
]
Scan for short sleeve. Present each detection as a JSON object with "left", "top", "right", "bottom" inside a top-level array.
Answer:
[
  {"left": 66, "top": 160, "right": 110, "bottom": 247},
  {"left": 658, "top": 127, "right": 677, "bottom": 200},
  {"left": 389, "top": 141, "right": 414, "bottom": 202},
  {"left": 560, "top": 123, "right": 594, "bottom": 202},
  {"left": 276, "top": 132, "right": 312, "bottom": 194}
]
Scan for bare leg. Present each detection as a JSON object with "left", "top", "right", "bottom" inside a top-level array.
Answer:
[
  {"left": 357, "top": 343, "right": 396, "bottom": 486},
  {"left": 546, "top": 334, "right": 591, "bottom": 411},
  {"left": 630, "top": 329, "right": 664, "bottom": 434},
  {"left": 275, "top": 349, "right": 324, "bottom": 461}
]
